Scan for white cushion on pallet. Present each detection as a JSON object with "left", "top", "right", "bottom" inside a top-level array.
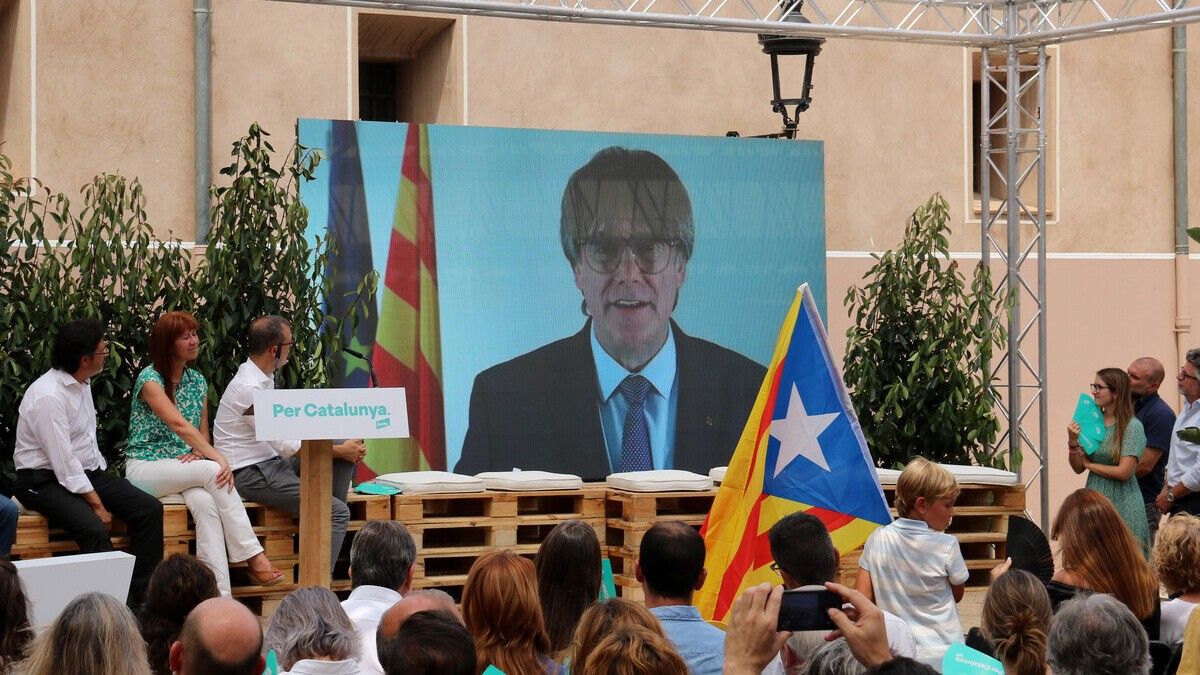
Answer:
[
  {"left": 709, "top": 466, "right": 727, "bottom": 484},
  {"left": 874, "top": 464, "right": 1019, "bottom": 486},
  {"left": 606, "top": 470, "right": 713, "bottom": 492},
  {"left": 475, "top": 470, "right": 583, "bottom": 491},
  {"left": 375, "top": 471, "right": 485, "bottom": 494}
]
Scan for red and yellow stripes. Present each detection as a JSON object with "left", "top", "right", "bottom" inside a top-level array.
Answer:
[
  {"left": 368, "top": 124, "right": 447, "bottom": 474},
  {"left": 696, "top": 287, "right": 880, "bottom": 623}
]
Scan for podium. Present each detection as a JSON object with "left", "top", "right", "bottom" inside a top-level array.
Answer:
[{"left": 253, "top": 387, "right": 409, "bottom": 586}]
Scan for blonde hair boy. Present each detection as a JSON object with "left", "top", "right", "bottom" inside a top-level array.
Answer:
[
  {"left": 893, "top": 456, "right": 960, "bottom": 520},
  {"left": 855, "top": 456, "right": 968, "bottom": 667}
]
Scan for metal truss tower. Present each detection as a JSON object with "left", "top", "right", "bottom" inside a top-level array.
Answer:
[
  {"left": 979, "top": 40, "right": 1048, "bottom": 525},
  {"left": 279, "top": 0, "right": 1198, "bottom": 527}
]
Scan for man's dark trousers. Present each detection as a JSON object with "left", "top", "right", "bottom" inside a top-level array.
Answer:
[{"left": 14, "top": 468, "right": 164, "bottom": 607}]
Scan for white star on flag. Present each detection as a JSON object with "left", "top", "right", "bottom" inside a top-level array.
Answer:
[{"left": 770, "top": 384, "right": 840, "bottom": 476}]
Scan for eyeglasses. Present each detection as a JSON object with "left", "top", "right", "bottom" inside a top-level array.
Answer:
[
  {"left": 1090, "top": 383, "right": 1110, "bottom": 392},
  {"left": 577, "top": 236, "right": 680, "bottom": 275},
  {"left": 1181, "top": 369, "right": 1200, "bottom": 382},
  {"left": 91, "top": 349, "right": 110, "bottom": 357},
  {"left": 279, "top": 341, "right": 295, "bottom": 348}
]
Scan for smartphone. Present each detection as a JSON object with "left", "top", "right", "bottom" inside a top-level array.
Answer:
[{"left": 776, "top": 588, "right": 842, "bottom": 632}]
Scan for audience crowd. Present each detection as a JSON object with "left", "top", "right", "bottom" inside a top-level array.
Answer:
[{"left": 5, "top": 321, "right": 1200, "bottom": 674}]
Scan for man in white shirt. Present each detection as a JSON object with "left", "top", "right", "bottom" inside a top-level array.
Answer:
[
  {"left": 13, "top": 318, "right": 164, "bottom": 607},
  {"left": 1158, "top": 348, "right": 1200, "bottom": 516},
  {"left": 341, "top": 520, "right": 417, "bottom": 675},
  {"left": 765, "top": 512, "right": 916, "bottom": 674},
  {"left": 212, "top": 316, "right": 365, "bottom": 568}
]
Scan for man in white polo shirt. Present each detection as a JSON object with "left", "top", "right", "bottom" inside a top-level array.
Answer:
[{"left": 212, "top": 315, "right": 365, "bottom": 567}]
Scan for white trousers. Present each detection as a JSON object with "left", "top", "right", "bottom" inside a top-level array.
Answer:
[{"left": 127, "top": 458, "right": 263, "bottom": 597}]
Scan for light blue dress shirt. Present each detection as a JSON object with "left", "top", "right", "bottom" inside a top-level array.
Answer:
[
  {"left": 648, "top": 605, "right": 726, "bottom": 675},
  {"left": 590, "top": 326, "right": 679, "bottom": 472}
]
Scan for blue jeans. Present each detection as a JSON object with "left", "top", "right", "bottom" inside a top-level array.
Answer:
[{"left": 0, "top": 495, "right": 18, "bottom": 558}]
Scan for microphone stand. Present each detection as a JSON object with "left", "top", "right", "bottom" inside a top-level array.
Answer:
[{"left": 342, "top": 346, "right": 379, "bottom": 388}]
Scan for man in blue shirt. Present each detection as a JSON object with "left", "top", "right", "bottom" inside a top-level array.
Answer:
[
  {"left": 456, "top": 148, "right": 765, "bottom": 480},
  {"left": 637, "top": 521, "right": 725, "bottom": 675},
  {"left": 1129, "top": 357, "right": 1177, "bottom": 545}
]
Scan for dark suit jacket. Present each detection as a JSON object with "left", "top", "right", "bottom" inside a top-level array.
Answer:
[{"left": 455, "top": 321, "right": 766, "bottom": 481}]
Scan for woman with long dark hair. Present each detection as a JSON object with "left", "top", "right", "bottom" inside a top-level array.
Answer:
[
  {"left": 0, "top": 560, "right": 32, "bottom": 670},
  {"left": 125, "top": 311, "right": 282, "bottom": 596},
  {"left": 535, "top": 520, "right": 602, "bottom": 659},
  {"left": 1067, "top": 367, "right": 1150, "bottom": 554},
  {"left": 463, "top": 550, "right": 561, "bottom": 675},
  {"left": 137, "top": 553, "right": 220, "bottom": 675}
]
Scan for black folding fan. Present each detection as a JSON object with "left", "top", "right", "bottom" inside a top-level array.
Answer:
[{"left": 1006, "top": 514, "right": 1054, "bottom": 584}]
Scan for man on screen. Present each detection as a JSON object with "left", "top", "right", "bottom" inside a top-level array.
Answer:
[{"left": 455, "top": 147, "right": 766, "bottom": 480}]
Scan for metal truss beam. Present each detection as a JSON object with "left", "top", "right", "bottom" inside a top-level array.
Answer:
[
  {"left": 278, "top": 0, "right": 1200, "bottom": 46},
  {"left": 980, "top": 40, "right": 1050, "bottom": 529}
]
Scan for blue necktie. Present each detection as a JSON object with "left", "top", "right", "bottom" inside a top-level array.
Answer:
[{"left": 619, "top": 375, "right": 654, "bottom": 472}]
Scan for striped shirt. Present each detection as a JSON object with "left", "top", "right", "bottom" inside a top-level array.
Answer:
[{"left": 859, "top": 517, "right": 969, "bottom": 666}]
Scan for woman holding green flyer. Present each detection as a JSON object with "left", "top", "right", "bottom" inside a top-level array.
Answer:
[{"left": 1067, "top": 367, "right": 1150, "bottom": 555}]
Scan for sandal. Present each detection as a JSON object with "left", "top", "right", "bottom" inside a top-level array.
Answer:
[{"left": 247, "top": 568, "right": 285, "bottom": 587}]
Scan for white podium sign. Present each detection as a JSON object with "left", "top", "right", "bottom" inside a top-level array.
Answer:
[{"left": 253, "top": 388, "right": 409, "bottom": 441}]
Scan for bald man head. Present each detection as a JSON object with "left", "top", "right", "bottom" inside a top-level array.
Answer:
[
  {"left": 1129, "top": 357, "right": 1167, "bottom": 398},
  {"left": 170, "top": 597, "right": 265, "bottom": 675},
  {"left": 378, "top": 589, "right": 461, "bottom": 640}
]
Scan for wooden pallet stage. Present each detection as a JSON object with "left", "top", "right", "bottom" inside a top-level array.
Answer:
[
  {"left": 392, "top": 487, "right": 606, "bottom": 602},
  {"left": 11, "top": 481, "right": 1025, "bottom": 617},
  {"left": 604, "top": 488, "right": 717, "bottom": 600}
]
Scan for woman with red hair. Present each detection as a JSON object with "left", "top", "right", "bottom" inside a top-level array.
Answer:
[
  {"left": 125, "top": 311, "right": 282, "bottom": 596},
  {"left": 1048, "top": 488, "right": 1159, "bottom": 634},
  {"left": 462, "top": 550, "right": 563, "bottom": 675}
]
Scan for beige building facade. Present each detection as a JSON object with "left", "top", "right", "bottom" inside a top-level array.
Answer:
[{"left": 3, "top": 0, "right": 1200, "bottom": 524}]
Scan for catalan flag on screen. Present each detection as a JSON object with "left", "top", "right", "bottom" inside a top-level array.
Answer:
[
  {"left": 367, "top": 123, "right": 447, "bottom": 474},
  {"left": 696, "top": 283, "right": 891, "bottom": 623}
]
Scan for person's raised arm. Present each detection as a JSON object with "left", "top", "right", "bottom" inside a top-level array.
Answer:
[
  {"left": 823, "top": 581, "right": 893, "bottom": 669},
  {"left": 1067, "top": 422, "right": 1086, "bottom": 474},
  {"left": 723, "top": 583, "right": 790, "bottom": 675}
]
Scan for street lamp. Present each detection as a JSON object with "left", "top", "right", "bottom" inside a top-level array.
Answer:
[{"left": 758, "top": 1, "right": 824, "bottom": 139}]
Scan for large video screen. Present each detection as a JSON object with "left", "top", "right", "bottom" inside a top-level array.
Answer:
[{"left": 299, "top": 120, "right": 825, "bottom": 479}]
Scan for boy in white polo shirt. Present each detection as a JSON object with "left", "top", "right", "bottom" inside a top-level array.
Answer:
[{"left": 855, "top": 456, "right": 968, "bottom": 668}]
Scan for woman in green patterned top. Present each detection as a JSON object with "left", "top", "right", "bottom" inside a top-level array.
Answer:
[
  {"left": 1067, "top": 367, "right": 1150, "bottom": 556},
  {"left": 125, "top": 311, "right": 283, "bottom": 596}
]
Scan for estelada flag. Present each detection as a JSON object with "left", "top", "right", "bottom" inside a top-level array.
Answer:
[{"left": 696, "top": 283, "right": 891, "bottom": 623}]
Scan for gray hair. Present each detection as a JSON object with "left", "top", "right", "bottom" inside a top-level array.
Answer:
[
  {"left": 1046, "top": 594, "right": 1150, "bottom": 675},
  {"left": 1187, "top": 348, "right": 1200, "bottom": 373},
  {"left": 349, "top": 520, "right": 416, "bottom": 591},
  {"left": 408, "top": 589, "right": 457, "bottom": 611},
  {"left": 782, "top": 631, "right": 828, "bottom": 674},
  {"left": 801, "top": 638, "right": 866, "bottom": 675},
  {"left": 19, "top": 592, "right": 150, "bottom": 675},
  {"left": 264, "top": 587, "right": 360, "bottom": 670}
]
